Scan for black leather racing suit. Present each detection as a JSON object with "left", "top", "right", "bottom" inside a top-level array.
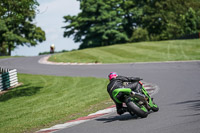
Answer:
[{"left": 107, "top": 76, "right": 142, "bottom": 115}]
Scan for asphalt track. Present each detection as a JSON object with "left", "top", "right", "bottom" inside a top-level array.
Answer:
[{"left": 1, "top": 56, "right": 200, "bottom": 133}]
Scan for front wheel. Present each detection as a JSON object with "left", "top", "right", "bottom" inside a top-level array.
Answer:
[
  {"left": 125, "top": 98, "right": 148, "bottom": 118},
  {"left": 151, "top": 100, "right": 159, "bottom": 112},
  {"left": 152, "top": 106, "right": 159, "bottom": 112}
]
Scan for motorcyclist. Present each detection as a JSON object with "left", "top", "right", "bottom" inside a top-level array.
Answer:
[
  {"left": 107, "top": 72, "right": 142, "bottom": 115},
  {"left": 50, "top": 44, "right": 55, "bottom": 54}
]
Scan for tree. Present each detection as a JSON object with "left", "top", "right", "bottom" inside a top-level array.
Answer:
[
  {"left": 63, "top": 0, "right": 200, "bottom": 49},
  {"left": 63, "top": 0, "right": 128, "bottom": 49},
  {"left": 139, "top": 0, "right": 200, "bottom": 40},
  {"left": 184, "top": 8, "right": 198, "bottom": 34},
  {"left": 0, "top": 0, "right": 45, "bottom": 56}
]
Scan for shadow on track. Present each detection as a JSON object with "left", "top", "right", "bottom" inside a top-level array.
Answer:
[
  {"left": 96, "top": 113, "right": 139, "bottom": 123},
  {"left": 173, "top": 92, "right": 200, "bottom": 116}
]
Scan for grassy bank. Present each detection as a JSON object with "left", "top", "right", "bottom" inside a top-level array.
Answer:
[
  {"left": 0, "top": 74, "right": 111, "bottom": 133},
  {"left": 0, "top": 56, "right": 22, "bottom": 59},
  {"left": 49, "top": 39, "right": 200, "bottom": 63},
  {"left": 0, "top": 56, "right": 14, "bottom": 59}
]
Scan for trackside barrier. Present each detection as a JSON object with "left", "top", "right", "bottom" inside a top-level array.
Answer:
[{"left": 0, "top": 67, "right": 18, "bottom": 91}]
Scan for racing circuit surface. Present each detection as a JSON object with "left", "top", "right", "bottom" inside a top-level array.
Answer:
[{"left": 0, "top": 56, "right": 200, "bottom": 133}]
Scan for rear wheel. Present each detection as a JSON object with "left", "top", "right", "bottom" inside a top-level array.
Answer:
[{"left": 125, "top": 98, "right": 148, "bottom": 118}]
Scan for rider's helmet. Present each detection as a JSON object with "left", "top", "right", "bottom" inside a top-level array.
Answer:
[{"left": 108, "top": 72, "right": 118, "bottom": 80}]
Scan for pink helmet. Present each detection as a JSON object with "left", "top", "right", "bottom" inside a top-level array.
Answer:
[{"left": 108, "top": 72, "right": 118, "bottom": 80}]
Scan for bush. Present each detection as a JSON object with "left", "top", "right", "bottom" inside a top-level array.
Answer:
[
  {"left": 130, "top": 28, "right": 149, "bottom": 42},
  {"left": 38, "top": 50, "right": 70, "bottom": 55}
]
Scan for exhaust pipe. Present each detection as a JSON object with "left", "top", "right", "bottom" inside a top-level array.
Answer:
[
  {"left": 130, "top": 91, "right": 151, "bottom": 110},
  {"left": 131, "top": 91, "right": 146, "bottom": 101}
]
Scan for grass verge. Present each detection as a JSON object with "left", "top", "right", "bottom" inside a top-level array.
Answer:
[
  {"left": 49, "top": 39, "right": 200, "bottom": 63},
  {"left": 0, "top": 74, "right": 112, "bottom": 133},
  {"left": 0, "top": 56, "right": 22, "bottom": 59}
]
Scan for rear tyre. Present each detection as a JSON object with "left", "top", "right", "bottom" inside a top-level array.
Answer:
[
  {"left": 125, "top": 98, "right": 148, "bottom": 118},
  {"left": 128, "top": 110, "right": 135, "bottom": 116}
]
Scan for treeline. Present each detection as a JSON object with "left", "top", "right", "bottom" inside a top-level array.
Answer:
[
  {"left": 0, "top": 0, "right": 45, "bottom": 56},
  {"left": 63, "top": 0, "right": 200, "bottom": 49},
  {"left": 1, "top": 0, "right": 199, "bottom": 56}
]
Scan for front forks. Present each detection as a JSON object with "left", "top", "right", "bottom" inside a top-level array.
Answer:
[{"left": 141, "top": 85, "right": 158, "bottom": 109}]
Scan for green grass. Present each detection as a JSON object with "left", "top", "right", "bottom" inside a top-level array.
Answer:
[
  {"left": 0, "top": 56, "right": 22, "bottom": 59},
  {"left": 0, "top": 74, "right": 112, "bottom": 133},
  {"left": 49, "top": 39, "right": 200, "bottom": 63},
  {"left": 0, "top": 56, "right": 13, "bottom": 59}
]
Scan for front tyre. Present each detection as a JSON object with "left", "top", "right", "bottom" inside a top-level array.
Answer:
[
  {"left": 152, "top": 106, "right": 159, "bottom": 112},
  {"left": 151, "top": 100, "right": 159, "bottom": 112},
  {"left": 125, "top": 98, "right": 148, "bottom": 118}
]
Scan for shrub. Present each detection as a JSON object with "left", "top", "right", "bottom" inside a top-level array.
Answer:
[{"left": 130, "top": 28, "right": 149, "bottom": 42}]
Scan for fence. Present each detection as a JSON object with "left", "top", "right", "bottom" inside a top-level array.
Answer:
[{"left": 0, "top": 67, "right": 18, "bottom": 91}]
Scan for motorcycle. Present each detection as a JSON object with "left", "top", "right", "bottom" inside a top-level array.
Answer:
[{"left": 112, "top": 81, "right": 159, "bottom": 118}]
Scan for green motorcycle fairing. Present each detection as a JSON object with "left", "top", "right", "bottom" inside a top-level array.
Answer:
[
  {"left": 112, "top": 86, "right": 158, "bottom": 111},
  {"left": 112, "top": 88, "right": 132, "bottom": 103},
  {"left": 112, "top": 88, "right": 148, "bottom": 112},
  {"left": 141, "top": 86, "right": 158, "bottom": 108}
]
